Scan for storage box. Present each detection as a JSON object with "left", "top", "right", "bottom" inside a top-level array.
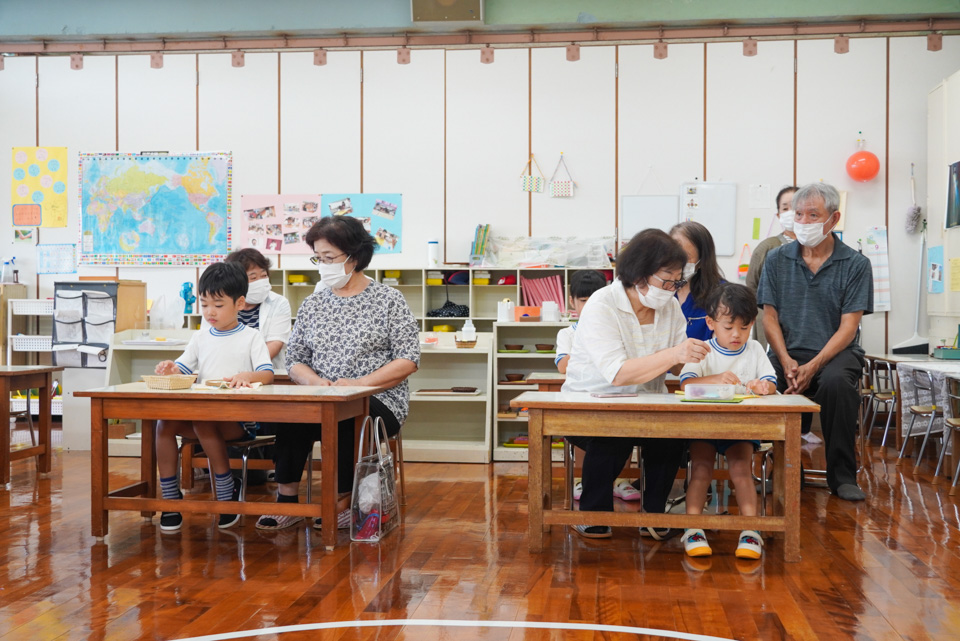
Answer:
[
  {"left": 288, "top": 274, "right": 308, "bottom": 283},
  {"left": 384, "top": 270, "right": 401, "bottom": 278},
  {"left": 514, "top": 306, "right": 541, "bottom": 322},
  {"left": 472, "top": 271, "right": 491, "bottom": 285}
]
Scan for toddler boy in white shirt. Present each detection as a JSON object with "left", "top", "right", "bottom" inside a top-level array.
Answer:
[
  {"left": 153, "top": 262, "right": 275, "bottom": 532},
  {"left": 679, "top": 283, "right": 776, "bottom": 561}
]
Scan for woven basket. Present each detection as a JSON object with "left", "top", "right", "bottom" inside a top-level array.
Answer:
[
  {"left": 141, "top": 374, "right": 197, "bottom": 390},
  {"left": 454, "top": 339, "right": 477, "bottom": 349}
]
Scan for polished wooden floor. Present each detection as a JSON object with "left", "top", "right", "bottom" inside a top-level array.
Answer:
[{"left": 1, "top": 432, "right": 960, "bottom": 641}]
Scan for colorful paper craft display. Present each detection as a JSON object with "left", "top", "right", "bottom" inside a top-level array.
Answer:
[
  {"left": 238, "top": 194, "right": 322, "bottom": 255},
  {"left": 12, "top": 147, "right": 68, "bottom": 228}
]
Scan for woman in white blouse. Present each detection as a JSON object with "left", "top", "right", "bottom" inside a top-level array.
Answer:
[{"left": 563, "top": 229, "right": 710, "bottom": 539}]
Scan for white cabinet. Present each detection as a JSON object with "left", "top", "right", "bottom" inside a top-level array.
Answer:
[
  {"left": 404, "top": 331, "right": 493, "bottom": 463},
  {"left": 492, "top": 321, "right": 571, "bottom": 462}
]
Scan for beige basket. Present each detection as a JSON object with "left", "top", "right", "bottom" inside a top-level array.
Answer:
[{"left": 141, "top": 374, "right": 197, "bottom": 390}]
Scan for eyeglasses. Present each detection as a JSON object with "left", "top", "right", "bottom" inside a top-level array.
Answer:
[
  {"left": 650, "top": 274, "right": 687, "bottom": 292},
  {"left": 310, "top": 252, "right": 347, "bottom": 265}
]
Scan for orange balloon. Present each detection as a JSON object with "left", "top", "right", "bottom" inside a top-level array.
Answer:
[{"left": 846, "top": 150, "right": 880, "bottom": 182}]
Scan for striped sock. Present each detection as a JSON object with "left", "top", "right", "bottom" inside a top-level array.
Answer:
[
  {"left": 214, "top": 471, "right": 235, "bottom": 502},
  {"left": 160, "top": 475, "right": 180, "bottom": 500}
]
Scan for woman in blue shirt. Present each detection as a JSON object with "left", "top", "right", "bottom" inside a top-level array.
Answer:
[{"left": 670, "top": 221, "right": 725, "bottom": 340}]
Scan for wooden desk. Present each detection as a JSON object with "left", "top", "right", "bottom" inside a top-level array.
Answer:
[
  {"left": 511, "top": 391, "right": 819, "bottom": 562},
  {"left": 0, "top": 365, "right": 63, "bottom": 485},
  {"left": 75, "top": 382, "right": 382, "bottom": 549},
  {"left": 866, "top": 353, "right": 937, "bottom": 450}
]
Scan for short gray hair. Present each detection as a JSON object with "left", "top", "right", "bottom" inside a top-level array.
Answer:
[{"left": 793, "top": 183, "right": 841, "bottom": 214}]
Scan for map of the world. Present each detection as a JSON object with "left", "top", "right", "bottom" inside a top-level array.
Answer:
[{"left": 79, "top": 152, "right": 231, "bottom": 265}]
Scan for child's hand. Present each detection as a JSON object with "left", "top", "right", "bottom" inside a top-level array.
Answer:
[
  {"left": 223, "top": 372, "right": 256, "bottom": 388},
  {"left": 718, "top": 371, "right": 741, "bottom": 386},
  {"left": 745, "top": 379, "right": 775, "bottom": 395},
  {"left": 155, "top": 360, "right": 179, "bottom": 375}
]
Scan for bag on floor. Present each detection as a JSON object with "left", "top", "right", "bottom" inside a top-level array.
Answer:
[{"left": 350, "top": 415, "right": 400, "bottom": 542}]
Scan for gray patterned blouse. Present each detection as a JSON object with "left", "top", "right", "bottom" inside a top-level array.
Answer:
[{"left": 285, "top": 279, "right": 421, "bottom": 423}]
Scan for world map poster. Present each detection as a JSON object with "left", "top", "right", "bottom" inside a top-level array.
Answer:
[{"left": 79, "top": 152, "right": 232, "bottom": 266}]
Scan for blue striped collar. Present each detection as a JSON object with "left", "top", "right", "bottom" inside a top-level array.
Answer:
[
  {"left": 210, "top": 323, "right": 245, "bottom": 337},
  {"left": 708, "top": 337, "right": 745, "bottom": 356}
]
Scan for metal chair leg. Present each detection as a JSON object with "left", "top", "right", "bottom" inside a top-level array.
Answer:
[
  {"left": 912, "top": 414, "right": 939, "bottom": 474},
  {"left": 879, "top": 403, "right": 895, "bottom": 448},
  {"left": 564, "top": 440, "right": 575, "bottom": 508},
  {"left": 864, "top": 395, "right": 878, "bottom": 440},
  {"left": 897, "top": 415, "right": 919, "bottom": 464},
  {"left": 240, "top": 448, "right": 250, "bottom": 501},
  {"left": 305, "top": 450, "right": 313, "bottom": 504},
  {"left": 950, "top": 441, "right": 960, "bottom": 496},
  {"left": 933, "top": 432, "right": 950, "bottom": 480}
]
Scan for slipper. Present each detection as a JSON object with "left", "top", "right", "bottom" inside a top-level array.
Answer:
[{"left": 613, "top": 479, "right": 642, "bottom": 501}]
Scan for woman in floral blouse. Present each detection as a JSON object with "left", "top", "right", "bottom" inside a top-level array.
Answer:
[{"left": 256, "top": 216, "right": 420, "bottom": 531}]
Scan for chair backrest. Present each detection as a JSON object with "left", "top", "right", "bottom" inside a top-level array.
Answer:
[
  {"left": 873, "top": 360, "right": 896, "bottom": 393},
  {"left": 860, "top": 356, "right": 872, "bottom": 392},
  {"left": 946, "top": 376, "right": 960, "bottom": 417},
  {"left": 912, "top": 368, "right": 936, "bottom": 406}
]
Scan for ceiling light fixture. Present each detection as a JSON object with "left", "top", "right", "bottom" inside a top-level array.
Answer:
[{"left": 566, "top": 43, "right": 580, "bottom": 62}]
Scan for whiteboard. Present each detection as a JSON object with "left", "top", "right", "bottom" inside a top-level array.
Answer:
[
  {"left": 680, "top": 182, "right": 737, "bottom": 256},
  {"left": 619, "top": 195, "right": 679, "bottom": 246}
]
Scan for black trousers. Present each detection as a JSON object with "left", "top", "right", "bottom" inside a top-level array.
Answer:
[
  {"left": 267, "top": 396, "right": 401, "bottom": 493},
  {"left": 768, "top": 348, "right": 863, "bottom": 492},
  {"left": 566, "top": 435, "right": 685, "bottom": 513}
]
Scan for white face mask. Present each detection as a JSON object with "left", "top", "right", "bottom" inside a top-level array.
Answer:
[
  {"left": 245, "top": 278, "right": 271, "bottom": 305},
  {"left": 635, "top": 283, "right": 674, "bottom": 310},
  {"left": 318, "top": 259, "right": 353, "bottom": 290},
  {"left": 779, "top": 209, "right": 795, "bottom": 232},
  {"left": 794, "top": 219, "right": 833, "bottom": 247},
  {"left": 682, "top": 262, "right": 697, "bottom": 281}
]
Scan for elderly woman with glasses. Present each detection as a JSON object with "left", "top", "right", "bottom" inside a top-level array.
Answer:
[
  {"left": 562, "top": 228, "right": 710, "bottom": 540},
  {"left": 256, "top": 216, "right": 420, "bottom": 531}
]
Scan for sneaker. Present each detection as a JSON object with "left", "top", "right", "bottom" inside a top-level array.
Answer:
[
  {"left": 160, "top": 511, "right": 183, "bottom": 532},
  {"left": 639, "top": 526, "right": 681, "bottom": 541},
  {"left": 736, "top": 530, "right": 763, "bottom": 559},
  {"left": 255, "top": 514, "right": 304, "bottom": 530},
  {"left": 570, "top": 524, "right": 612, "bottom": 539},
  {"left": 572, "top": 480, "right": 583, "bottom": 501},
  {"left": 159, "top": 490, "right": 184, "bottom": 532},
  {"left": 218, "top": 478, "right": 242, "bottom": 529},
  {"left": 613, "top": 479, "right": 642, "bottom": 502},
  {"left": 312, "top": 509, "right": 352, "bottom": 530},
  {"left": 681, "top": 528, "right": 712, "bottom": 557}
]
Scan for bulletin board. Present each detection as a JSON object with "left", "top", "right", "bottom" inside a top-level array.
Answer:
[
  {"left": 680, "top": 182, "right": 737, "bottom": 256},
  {"left": 238, "top": 194, "right": 321, "bottom": 254},
  {"left": 618, "top": 195, "right": 679, "bottom": 247}
]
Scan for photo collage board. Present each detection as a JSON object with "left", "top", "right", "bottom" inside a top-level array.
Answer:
[{"left": 239, "top": 193, "right": 402, "bottom": 254}]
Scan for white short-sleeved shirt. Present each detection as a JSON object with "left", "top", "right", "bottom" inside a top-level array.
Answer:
[
  {"left": 555, "top": 323, "right": 576, "bottom": 366},
  {"left": 175, "top": 323, "right": 274, "bottom": 381},
  {"left": 201, "top": 291, "right": 291, "bottom": 372},
  {"left": 679, "top": 338, "right": 776, "bottom": 385},
  {"left": 562, "top": 281, "right": 688, "bottom": 395}
]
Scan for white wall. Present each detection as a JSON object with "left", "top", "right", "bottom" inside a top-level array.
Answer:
[{"left": 0, "top": 38, "right": 958, "bottom": 352}]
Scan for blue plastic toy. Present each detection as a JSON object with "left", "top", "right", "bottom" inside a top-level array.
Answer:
[{"left": 181, "top": 282, "right": 196, "bottom": 314}]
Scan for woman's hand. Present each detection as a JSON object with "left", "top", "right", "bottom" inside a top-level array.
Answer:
[
  {"left": 155, "top": 360, "right": 178, "bottom": 375},
  {"left": 333, "top": 377, "right": 364, "bottom": 387},
  {"left": 673, "top": 338, "right": 710, "bottom": 364}
]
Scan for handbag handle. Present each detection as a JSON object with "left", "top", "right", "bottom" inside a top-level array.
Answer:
[
  {"left": 356, "top": 415, "right": 391, "bottom": 465},
  {"left": 519, "top": 153, "right": 545, "bottom": 178},
  {"left": 549, "top": 153, "right": 575, "bottom": 184}
]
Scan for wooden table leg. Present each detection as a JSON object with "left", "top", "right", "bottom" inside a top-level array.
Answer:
[
  {"left": 91, "top": 398, "right": 109, "bottom": 539},
  {"left": 0, "top": 379, "right": 10, "bottom": 486},
  {"left": 38, "top": 373, "right": 52, "bottom": 474},
  {"left": 528, "top": 409, "right": 545, "bottom": 552},
  {"left": 320, "top": 402, "right": 339, "bottom": 551},
  {"left": 141, "top": 420, "right": 157, "bottom": 517},
  {"left": 783, "top": 414, "right": 801, "bottom": 562}
]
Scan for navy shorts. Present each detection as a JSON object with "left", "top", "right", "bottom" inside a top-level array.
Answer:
[{"left": 696, "top": 439, "right": 760, "bottom": 456}]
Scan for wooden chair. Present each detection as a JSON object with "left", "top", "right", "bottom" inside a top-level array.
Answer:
[
  {"left": 865, "top": 359, "right": 898, "bottom": 447},
  {"left": 896, "top": 368, "right": 945, "bottom": 473},
  {"left": 939, "top": 376, "right": 960, "bottom": 490},
  {"left": 9, "top": 390, "right": 38, "bottom": 470},
  {"left": 179, "top": 434, "right": 277, "bottom": 500}
]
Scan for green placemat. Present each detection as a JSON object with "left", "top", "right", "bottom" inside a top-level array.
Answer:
[
  {"left": 680, "top": 397, "right": 744, "bottom": 403},
  {"left": 498, "top": 349, "right": 530, "bottom": 353}
]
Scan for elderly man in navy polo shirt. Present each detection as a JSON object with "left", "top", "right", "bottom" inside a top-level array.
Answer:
[{"left": 757, "top": 183, "right": 873, "bottom": 502}]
